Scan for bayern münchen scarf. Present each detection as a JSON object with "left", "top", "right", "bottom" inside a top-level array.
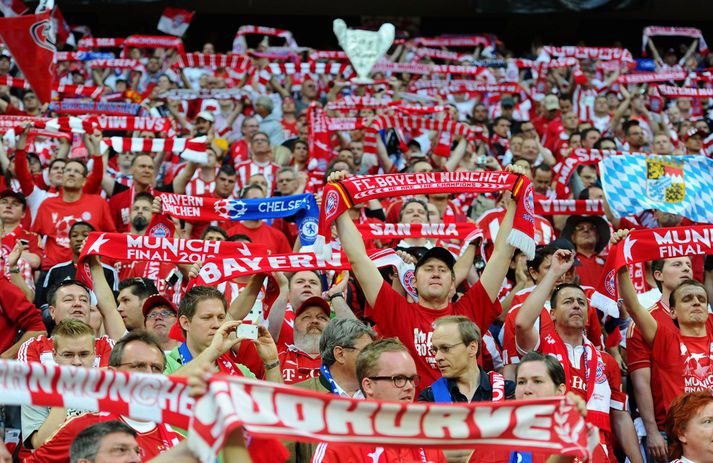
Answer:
[
  {"left": 50, "top": 101, "right": 148, "bottom": 116},
  {"left": 78, "top": 37, "right": 125, "bottom": 49},
  {"left": 0, "top": 360, "right": 589, "bottom": 463},
  {"left": 617, "top": 70, "right": 687, "bottom": 84},
  {"left": 643, "top": 26, "right": 709, "bottom": 56},
  {"left": 534, "top": 199, "right": 604, "bottom": 216},
  {"left": 656, "top": 85, "right": 713, "bottom": 99},
  {"left": 541, "top": 46, "right": 634, "bottom": 61},
  {"left": 159, "top": 192, "right": 320, "bottom": 246},
  {"left": 94, "top": 115, "right": 172, "bottom": 132},
  {"left": 121, "top": 34, "right": 185, "bottom": 57},
  {"left": 319, "top": 172, "right": 536, "bottom": 259},
  {"left": 592, "top": 225, "right": 713, "bottom": 317},
  {"left": 232, "top": 25, "right": 298, "bottom": 54}
]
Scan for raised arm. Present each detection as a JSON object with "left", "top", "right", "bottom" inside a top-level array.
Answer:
[
  {"left": 331, "top": 171, "right": 384, "bottom": 307},
  {"left": 375, "top": 134, "right": 395, "bottom": 173},
  {"left": 88, "top": 255, "right": 126, "bottom": 340},
  {"left": 515, "top": 249, "right": 575, "bottom": 352},
  {"left": 614, "top": 230, "right": 657, "bottom": 345},
  {"left": 228, "top": 273, "right": 265, "bottom": 321},
  {"left": 172, "top": 161, "right": 198, "bottom": 194},
  {"left": 444, "top": 137, "right": 468, "bottom": 172}
]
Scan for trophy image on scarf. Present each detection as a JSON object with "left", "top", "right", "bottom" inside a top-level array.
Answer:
[{"left": 333, "top": 19, "right": 395, "bottom": 83}]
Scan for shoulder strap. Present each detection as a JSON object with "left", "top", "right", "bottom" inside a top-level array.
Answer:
[{"left": 430, "top": 377, "right": 453, "bottom": 403}]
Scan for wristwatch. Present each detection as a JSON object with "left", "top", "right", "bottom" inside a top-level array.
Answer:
[{"left": 8, "top": 266, "right": 19, "bottom": 274}]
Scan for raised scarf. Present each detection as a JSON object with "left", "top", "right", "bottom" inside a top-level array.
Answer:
[
  {"left": 50, "top": 101, "right": 148, "bottom": 116},
  {"left": 159, "top": 192, "right": 320, "bottom": 246},
  {"left": 643, "top": 26, "right": 709, "bottom": 56},
  {"left": 593, "top": 225, "right": 713, "bottom": 317},
  {"left": 534, "top": 199, "right": 604, "bottom": 216},
  {"left": 55, "top": 83, "right": 104, "bottom": 100},
  {"left": 232, "top": 25, "right": 298, "bottom": 54},
  {"left": 0, "top": 360, "right": 589, "bottom": 463},
  {"left": 86, "top": 58, "right": 145, "bottom": 71},
  {"left": 174, "top": 53, "right": 252, "bottom": 72},
  {"left": 319, "top": 172, "right": 536, "bottom": 259},
  {"left": 94, "top": 115, "right": 172, "bottom": 133},
  {"left": 412, "top": 35, "right": 495, "bottom": 48},
  {"left": 356, "top": 222, "right": 479, "bottom": 240},
  {"left": 617, "top": 70, "right": 687, "bottom": 84},
  {"left": 101, "top": 136, "right": 205, "bottom": 154},
  {"left": 77, "top": 37, "right": 125, "bottom": 49},
  {"left": 121, "top": 34, "right": 185, "bottom": 57},
  {"left": 656, "top": 85, "right": 713, "bottom": 98},
  {"left": 542, "top": 46, "right": 633, "bottom": 62}
]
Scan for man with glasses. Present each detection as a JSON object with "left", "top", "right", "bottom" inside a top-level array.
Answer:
[
  {"left": 142, "top": 294, "right": 178, "bottom": 352},
  {"left": 288, "top": 319, "right": 375, "bottom": 463},
  {"left": 21, "top": 320, "right": 96, "bottom": 454},
  {"left": 235, "top": 131, "right": 280, "bottom": 193},
  {"left": 312, "top": 338, "right": 446, "bottom": 463},
  {"left": 25, "top": 331, "right": 180, "bottom": 463}
]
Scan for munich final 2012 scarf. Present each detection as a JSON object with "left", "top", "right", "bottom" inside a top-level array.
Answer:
[
  {"left": 0, "top": 360, "right": 589, "bottom": 463},
  {"left": 592, "top": 225, "right": 713, "bottom": 317},
  {"left": 319, "top": 171, "right": 536, "bottom": 259},
  {"left": 159, "top": 192, "right": 320, "bottom": 246},
  {"left": 601, "top": 154, "right": 713, "bottom": 224}
]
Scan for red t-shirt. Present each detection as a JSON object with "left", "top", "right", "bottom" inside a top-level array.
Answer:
[
  {"left": 32, "top": 194, "right": 116, "bottom": 270},
  {"left": 17, "top": 335, "right": 114, "bottom": 366},
  {"left": 24, "top": 413, "right": 180, "bottom": 463},
  {"left": 651, "top": 323, "right": 713, "bottom": 414},
  {"left": 368, "top": 280, "right": 501, "bottom": 390},
  {"left": 0, "top": 277, "right": 45, "bottom": 353},
  {"left": 575, "top": 252, "right": 606, "bottom": 289},
  {"left": 278, "top": 345, "right": 321, "bottom": 385},
  {"left": 108, "top": 188, "right": 133, "bottom": 233},
  {"left": 225, "top": 222, "right": 291, "bottom": 254}
]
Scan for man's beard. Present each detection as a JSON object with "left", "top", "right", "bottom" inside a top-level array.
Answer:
[
  {"left": 132, "top": 216, "right": 149, "bottom": 232},
  {"left": 294, "top": 329, "right": 322, "bottom": 354}
]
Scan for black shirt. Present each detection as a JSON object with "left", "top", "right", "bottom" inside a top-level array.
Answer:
[{"left": 417, "top": 366, "right": 516, "bottom": 403}]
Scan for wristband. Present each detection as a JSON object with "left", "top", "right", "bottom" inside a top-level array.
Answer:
[
  {"left": 8, "top": 266, "right": 19, "bottom": 274},
  {"left": 264, "top": 359, "right": 281, "bottom": 370},
  {"left": 328, "top": 293, "right": 344, "bottom": 301}
]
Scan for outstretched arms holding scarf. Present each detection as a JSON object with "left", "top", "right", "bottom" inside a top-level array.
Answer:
[{"left": 613, "top": 230, "right": 658, "bottom": 346}]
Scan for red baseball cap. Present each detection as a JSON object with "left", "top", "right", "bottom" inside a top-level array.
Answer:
[
  {"left": 295, "top": 296, "right": 330, "bottom": 319},
  {"left": 142, "top": 294, "right": 178, "bottom": 317}
]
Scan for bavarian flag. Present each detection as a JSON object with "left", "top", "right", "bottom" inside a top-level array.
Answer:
[{"left": 601, "top": 154, "right": 713, "bottom": 223}]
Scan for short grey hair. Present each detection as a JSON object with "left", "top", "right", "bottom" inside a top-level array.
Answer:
[
  {"left": 255, "top": 95, "right": 274, "bottom": 113},
  {"left": 320, "top": 318, "right": 377, "bottom": 367},
  {"left": 70, "top": 420, "right": 136, "bottom": 463}
]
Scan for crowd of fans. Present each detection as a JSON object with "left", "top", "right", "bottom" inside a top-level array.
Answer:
[{"left": 0, "top": 18, "right": 712, "bottom": 463}]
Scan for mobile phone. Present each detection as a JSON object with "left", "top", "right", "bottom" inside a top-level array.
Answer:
[
  {"left": 236, "top": 323, "right": 258, "bottom": 340},
  {"left": 164, "top": 269, "right": 180, "bottom": 286},
  {"left": 476, "top": 155, "right": 489, "bottom": 167}
]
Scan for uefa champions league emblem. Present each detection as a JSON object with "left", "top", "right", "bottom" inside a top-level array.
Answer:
[
  {"left": 214, "top": 199, "right": 249, "bottom": 219},
  {"left": 333, "top": 19, "right": 395, "bottom": 84}
]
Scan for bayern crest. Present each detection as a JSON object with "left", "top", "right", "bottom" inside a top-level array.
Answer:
[
  {"left": 604, "top": 269, "right": 616, "bottom": 296},
  {"left": 325, "top": 190, "right": 340, "bottom": 220}
]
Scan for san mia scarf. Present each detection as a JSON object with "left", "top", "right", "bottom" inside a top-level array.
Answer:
[
  {"left": 159, "top": 192, "right": 319, "bottom": 246},
  {"left": 319, "top": 171, "right": 536, "bottom": 259}
]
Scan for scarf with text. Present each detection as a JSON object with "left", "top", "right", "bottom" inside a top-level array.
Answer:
[
  {"left": 86, "top": 58, "right": 145, "bottom": 71},
  {"left": 412, "top": 35, "right": 496, "bottom": 48},
  {"left": 232, "top": 25, "right": 298, "bottom": 54},
  {"left": 120, "top": 35, "right": 185, "bottom": 57},
  {"left": 50, "top": 101, "right": 148, "bottom": 116},
  {"left": 656, "top": 85, "right": 713, "bottom": 98},
  {"left": 76, "top": 231, "right": 268, "bottom": 287},
  {"left": 158, "top": 88, "right": 247, "bottom": 101},
  {"left": 319, "top": 172, "right": 536, "bottom": 259},
  {"left": 56, "top": 51, "right": 116, "bottom": 62},
  {"left": 534, "top": 199, "right": 604, "bottom": 216},
  {"left": 0, "top": 360, "right": 588, "bottom": 463},
  {"left": 356, "top": 222, "right": 480, "bottom": 240},
  {"left": 617, "top": 70, "right": 688, "bottom": 84},
  {"left": 308, "top": 50, "right": 349, "bottom": 61},
  {"left": 541, "top": 46, "right": 634, "bottom": 61},
  {"left": 159, "top": 192, "right": 319, "bottom": 246},
  {"left": 93, "top": 115, "right": 173, "bottom": 133},
  {"left": 643, "top": 26, "right": 709, "bottom": 56},
  {"left": 78, "top": 37, "right": 125, "bottom": 49},
  {"left": 592, "top": 225, "right": 713, "bottom": 317}
]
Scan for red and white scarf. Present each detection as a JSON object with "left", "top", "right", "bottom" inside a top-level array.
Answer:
[
  {"left": 308, "top": 50, "right": 349, "bottom": 61},
  {"left": 232, "top": 25, "right": 298, "bottom": 53},
  {"left": 656, "top": 85, "right": 713, "bottom": 99},
  {"left": 535, "top": 199, "right": 604, "bottom": 216},
  {"left": 100, "top": 136, "right": 204, "bottom": 154},
  {"left": 592, "top": 225, "right": 713, "bottom": 316},
  {"left": 86, "top": 58, "right": 145, "bottom": 71},
  {"left": 356, "top": 222, "right": 480, "bottom": 240},
  {"left": 0, "top": 360, "right": 589, "bottom": 463},
  {"left": 643, "top": 26, "right": 709, "bottom": 56},
  {"left": 542, "top": 46, "right": 634, "bottom": 62},
  {"left": 121, "top": 34, "right": 185, "bottom": 57},
  {"left": 94, "top": 115, "right": 173, "bottom": 133},
  {"left": 174, "top": 53, "right": 253, "bottom": 72},
  {"left": 319, "top": 172, "right": 536, "bottom": 259},
  {"left": 617, "top": 70, "right": 687, "bottom": 84},
  {"left": 78, "top": 37, "right": 125, "bottom": 49},
  {"left": 55, "top": 84, "right": 104, "bottom": 100},
  {"left": 412, "top": 35, "right": 495, "bottom": 48},
  {"left": 0, "top": 75, "right": 31, "bottom": 90}
]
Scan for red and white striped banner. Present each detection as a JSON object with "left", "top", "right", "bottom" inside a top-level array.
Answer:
[
  {"left": 0, "top": 360, "right": 590, "bottom": 463},
  {"left": 174, "top": 53, "right": 253, "bottom": 72}
]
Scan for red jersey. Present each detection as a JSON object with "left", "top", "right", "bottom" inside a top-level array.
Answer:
[
  {"left": 17, "top": 335, "right": 114, "bottom": 367},
  {"left": 278, "top": 344, "right": 321, "bottom": 385},
  {"left": 575, "top": 252, "right": 606, "bottom": 288},
  {"left": 33, "top": 194, "right": 116, "bottom": 270},
  {"left": 651, "top": 323, "right": 713, "bottom": 414},
  {"left": 0, "top": 277, "right": 45, "bottom": 353},
  {"left": 369, "top": 280, "right": 501, "bottom": 390},
  {"left": 24, "top": 412, "right": 180, "bottom": 463},
  {"left": 312, "top": 442, "right": 447, "bottom": 463},
  {"left": 225, "top": 222, "right": 291, "bottom": 254}
]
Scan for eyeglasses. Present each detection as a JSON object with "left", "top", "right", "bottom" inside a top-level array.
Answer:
[
  {"left": 146, "top": 309, "right": 176, "bottom": 320},
  {"left": 368, "top": 375, "right": 420, "bottom": 388},
  {"left": 97, "top": 445, "right": 144, "bottom": 458},
  {"left": 429, "top": 342, "right": 464, "bottom": 356},
  {"left": 55, "top": 351, "right": 94, "bottom": 361},
  {"left": 574, "top": 224, "right": 596, "bottom": 233},
  {"left": 117, "top": 362, "right": 164, "bottom": 373}
]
